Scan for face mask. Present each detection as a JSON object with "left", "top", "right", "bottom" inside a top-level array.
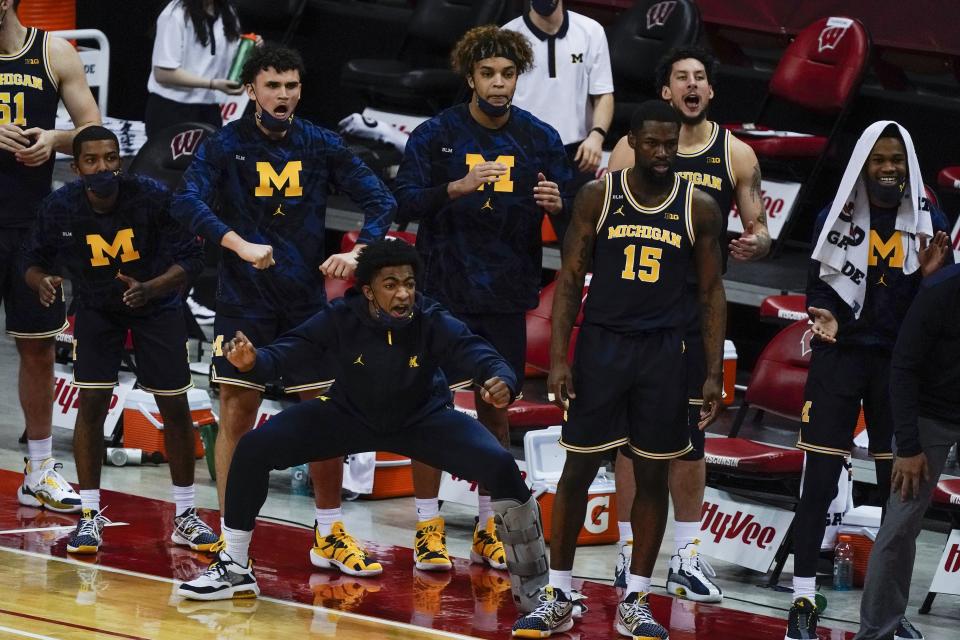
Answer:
[
  {"left": 252, "top": 91, "right": 294, "bottom": 133},
  {"left": 865, "top": 176, "right": 906, "bottom": 208},
  {"left": 372, "top": 299, "right": 415, "bottom": 328},
  {"left": 82, "top": 170, "right": 120, "bottom": 199},
  {"left": 476, "top": 94, "right": 511, "bottom": 118},
  {"left": 530, "top": 0, "right": 559, "bottom": 17}
]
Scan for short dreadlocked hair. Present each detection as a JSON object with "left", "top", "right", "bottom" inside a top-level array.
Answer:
[
  {"left": 354, "top": 239, "right": 423, "bottom": 289},
  {"left": 450, "top": 25, "right": 534, "bottom": 77}
]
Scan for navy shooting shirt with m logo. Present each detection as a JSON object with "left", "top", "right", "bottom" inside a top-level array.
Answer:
[
  {"left": 171, "top": 116, "right": 396, "bottom": 317},
  {"left": 0, "top": 28, "right": 60, "bottom": 228},
  {"left": 583, "top": 170, "right": 695, "bottom": 333},
  {"left": 395, "top": 103, "right": 573, "bottom": 314}
]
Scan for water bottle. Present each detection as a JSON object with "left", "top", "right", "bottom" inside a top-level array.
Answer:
[
  {"left": 227, "top": 34, "right": 258, "bottom": 83},
  {"left": 290, "top": 464, "right": 312, "bottom": 496},
  {"left": 833, "top": 540, "right": 854, "bottom": 591},
  {"left": 104, "top": 448, "right": 164, "bottom": 466}
]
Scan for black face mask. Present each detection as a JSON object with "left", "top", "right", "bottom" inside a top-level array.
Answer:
[
  {"left": 476, "top": 94, "right": 511, "bottom": 118},
  {"left": 82, "top": 169, "right": 121, "bottom": 199},
  {"left": 530, "top": 0, "right": 559, "bottom": 17},
  {"left": 866, "top": 176, "right": 906, "bottom": 208}
]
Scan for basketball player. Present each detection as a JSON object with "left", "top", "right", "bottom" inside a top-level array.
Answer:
[
  {"left": 23, "top": 126, "right": 217, "bottom": 554},
  {"left": 512, "top": 101, "right": 725, "bottom": 638},
  {"left": 394, "top": 25, "right": 573, "bottom": 573},
  {"left": 1, "top": 0, "right": 100, "bottom": 512},
  {"left": 178, "top": 240, "right": 549, "bottom": 614},
  {"left": 786, "top": 123, "right": 950, "bottom": 640},
  {"left": 606, "top": 47, "right": 770, "bottom": 602},
  {"left": 170, "top": 45, "right": 396, "bottom": 575}
]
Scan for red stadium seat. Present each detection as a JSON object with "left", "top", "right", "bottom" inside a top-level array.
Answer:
[
  {"left": 339, "top": 229, "right": 417, "bottom": 254},
  {"left": 704, "top": 438, "right": 804, "bottom": 477},
  {"left": 937, "top": 166, "right": 960, "bottom": 193},
  {"left": 725, "top": 17, "right": 871, "bottom": 250},
  {"left": 524, "top": 276, "right": 590, "bottom": 373},
  {"left": 452, "top": 391, "right": 562, "bottom": 431},
  {"left": 758, "top": 294, "right": 808, "bottom": 322}
]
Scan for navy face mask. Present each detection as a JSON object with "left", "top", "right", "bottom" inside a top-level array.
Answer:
[
  {"left": 530, "top": 0, "right": 559, "bottom": 17},
  {"left": 866, "top": 176, "right": 906, "bottom": 208},
  {"left": 476, "top": 94, "right": 511, "bottom": 118},
  {"left": 373, "top": 300, "right": 415, "bottom": 328},
  {"left": 82, "top": 170, "right": 120, "bottom": 199},
  {"left": 252, "top": 92, "right": 294, "bottom": 133}
]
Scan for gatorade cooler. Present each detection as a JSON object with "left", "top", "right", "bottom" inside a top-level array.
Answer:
[
  {"left": 723, "top": 339, "right": 737, "bottom": 406},
  {"left": 122, "top": 388, "right": 215, "bottom": 460},
  {"left": 524, "top": 426, "right": 618, "bottom": 545},
  {"left": 361, "top": 452, "right": 414, "bottom": 499}
]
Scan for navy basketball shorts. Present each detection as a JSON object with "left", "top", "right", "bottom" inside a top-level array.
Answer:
[
  {"left": 797, "top": 343, "right": 894, "bottom": 460},
  {"left": 445, "top": 311, "right": 526, "bottom": 391},
  {"left": 561, "top": 324, "right": 691, "bottom": 459},
  {"left": 212, "top": 305, "right": 334, "bottom": 394},
  {"left": 1, "top": 228, "right": 67, "bottom": 338},
  {"left": 73, "top": 305, "right": 192, "bottom": 395}
]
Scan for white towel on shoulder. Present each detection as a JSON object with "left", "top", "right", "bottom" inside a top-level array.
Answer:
[{"left": 810, "top": 121, "right": 932, "bottom": 317}]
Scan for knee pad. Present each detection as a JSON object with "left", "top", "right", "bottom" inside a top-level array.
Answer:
[{"left": 492, "top": 495, "right": 548, "bottom": 613}]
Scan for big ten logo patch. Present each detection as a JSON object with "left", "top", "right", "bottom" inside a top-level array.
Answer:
[
  {"left": 255, "top": 160, "right": 303, "bottom": 197},
  {"left": 170, "top": 128, "right": 205, "bottom": 161},
  {"left": 465, "top": 153, "right": 514, "bottom": 192},
  {"left": 700, "top": 501, "right": 777, "bottom": 549},
  {"left": 86, "top": 229, "right": 140, "bottom": 267},
  {"left": 584, "top": 494, "right": 611, "bottom": 534}
]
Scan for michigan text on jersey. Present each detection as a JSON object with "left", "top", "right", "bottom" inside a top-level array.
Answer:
[{"left": 607, "top": 224, "right": 682, "bottom": 248}]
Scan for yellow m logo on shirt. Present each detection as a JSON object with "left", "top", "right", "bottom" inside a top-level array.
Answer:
[
  {"left": 255, "top": 161, "right": 303, "bottom": 197},
  {"left": 86, "top": 229, "right": 140, "bottom": 267},
  {"left": 465, "top": 153, "right": 515, "bottom": 192},
  {"left": 868, "top": 230, "right": 904, "bottom": 268}
]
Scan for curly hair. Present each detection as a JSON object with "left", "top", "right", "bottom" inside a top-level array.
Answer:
[
  {"left": 354, "top": 238, "right": 423, "bottom": 288},
  {"left": 450, "top": 25, "right": 534, "bottom": 77},
  {"left": 240, "top": 44, "right": 306, "bottom": 85},
  {"left": 654, "top": 46, "right": 719, "bottom": 92}
]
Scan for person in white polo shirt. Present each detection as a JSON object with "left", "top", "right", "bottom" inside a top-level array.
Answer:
[
  {"left": 146, "top": 0, "right": 248, "bottom": 137},
  {"left": 503, "top": 1, "right": 614, "bottom": 219}
]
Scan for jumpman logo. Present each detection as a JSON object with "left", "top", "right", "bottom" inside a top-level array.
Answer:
[
  {"left": 481, "top": 198, "right": 493, "bottom": 211},
  {"left": 353, "top": 354, "right": 364, "bottom": 366},
  {"left": 273, "top": 204, "right": 284, "bottom": 216},
  {"left": 877, "top": 273, "right": 889, "bottom": 287},
  {"left": 408, "top": 356, "right": 419, "bottom": 368},
  {"left": 612, "top": 205, "right": 625, "bottom": 216}
]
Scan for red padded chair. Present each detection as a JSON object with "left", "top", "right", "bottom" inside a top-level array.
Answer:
[
  {"left": 451, "top": 391, "right": 562, "bottom": 432},
  {"left": 919, "top": 478, "right": 960, "bottom": 613},
  {"left": 759, "top": 294, "right": 808, "bottom": 323},
  {"left": 524, "top": 276, "right": 590, "bottom": 373},
  {"left": 726, "top": 17, "right": 871, "bottom": 250}
]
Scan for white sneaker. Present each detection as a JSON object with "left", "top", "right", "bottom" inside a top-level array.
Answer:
[
  {"left": 186, "top": 296, "right": 215, "bottom": 325},
  {"left": 18, "top": 457, "right": 81, "bottom": 513},
  {"left": 178, "top": 552, "right": 260, "bottom": 601}
]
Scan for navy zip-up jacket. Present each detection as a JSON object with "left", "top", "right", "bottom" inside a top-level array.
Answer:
[{"left": 247, "top": 290, "right": 518, "bottom": 433}]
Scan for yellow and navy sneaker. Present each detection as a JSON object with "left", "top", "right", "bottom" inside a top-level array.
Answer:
[
  {"left": 66, "top": 508, "right": 110, "bottom": 554},
  {"left": 18, "top": 457, "right": 81, "bottom": 513},
  {"left": 171, "top": 508, "right": 220, "bottom": 552},
  {"left": 470, "top": 516, "right": 507, "bottom": 570},
  {"left": 616, "top": 591, "right": 668, "bottom": 639},
  {"left": 310, "top": 521, "right": 383, "bottom": 577},
  {"left": 414, "top": 517, "right": 452, "bottom": 571},
  {"left": 785, "top": 596, "right": 819, "bottom": 640},
  {"left": 512, "top": 586, "right": 574, "bottom": 638},
  {"left": 666, "top": 541, "right": 722, "bottom": 602}
]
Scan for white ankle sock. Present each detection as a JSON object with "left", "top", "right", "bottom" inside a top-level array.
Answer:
[
  {"left": 172, "top": 484, "right": 195, "bottom": 515},
  {"left": 79, "top": 489, "right": 100, "bottom": 513},
  {"left": 618, "top": 521, "right": 632, "bottom": 544},
  {"left": 626, "top": 573, "right": 651, "bottom": 596},
  {"left": 315, "top": 508, "right": 341, "bottom": 536},
  {"left": 415, "top": 498, "right": 440, "bottom": 522},
  {"left": 792, "top": 576, "right": 817, "bottom": 604},
  {"left": 548, "top": 569, "right": 572, "bottom": 596},
  {"left": 674, "top": 520, "right": 700, "bottom": 554},
  {"left": 27, "top": 436, "right": 53, "bottom": 467},
  {"left": 477, "top": 495, "right": 494, "bottom": 525},
  {"left": 223, "top": 525, "right": 252, "bottom": 566}
]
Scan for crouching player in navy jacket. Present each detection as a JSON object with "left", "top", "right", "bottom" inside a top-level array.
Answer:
[{"left": 178, "top": 239, "right": 548, "bottom": 611}]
